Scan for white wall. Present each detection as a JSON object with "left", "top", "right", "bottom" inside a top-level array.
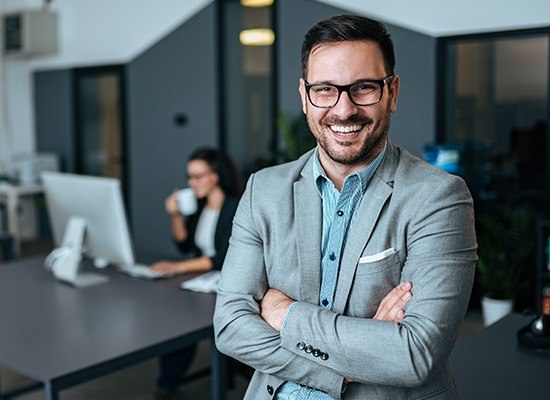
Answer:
[
  {"left": 316, "top": 0, "right": 550, "bottom": 36},
  {"left": 0, "top": 0, "right": 211, "bottom": 175}
]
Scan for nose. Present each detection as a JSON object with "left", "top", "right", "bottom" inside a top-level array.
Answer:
[{"left": 330, "top": 91, "right": 359, "bottom": 119}]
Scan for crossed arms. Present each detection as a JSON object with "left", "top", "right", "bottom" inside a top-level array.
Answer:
[{"left": 214, "top": 172, "right": 477, "bottom": 398}]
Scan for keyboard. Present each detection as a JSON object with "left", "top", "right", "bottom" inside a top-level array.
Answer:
[{"left": 118, "top": 264, "right": 168, "bottom": 279}]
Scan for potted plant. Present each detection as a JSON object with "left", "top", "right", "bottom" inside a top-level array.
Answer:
[
  {"left": 476, "top": 204, "right": 535, "bottom": 326},
  {"left": 275, "top": 112, "right": 316, "bottom": 162}
]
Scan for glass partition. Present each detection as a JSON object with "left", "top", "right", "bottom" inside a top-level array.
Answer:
[{"left": 439, "top": 31, "right": 549, "bottom": 211}]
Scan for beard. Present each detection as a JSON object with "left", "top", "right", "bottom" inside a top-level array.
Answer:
[{"left": 306, "top": 106, "right": 391, "bottom": 166}]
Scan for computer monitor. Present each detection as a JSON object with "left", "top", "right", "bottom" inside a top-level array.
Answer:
[
  {"left": 41, "top": 171, "right": 135, "bottom": 286},
  {"left": 423, "top": 144, "right": 462, "bottom": 175}
]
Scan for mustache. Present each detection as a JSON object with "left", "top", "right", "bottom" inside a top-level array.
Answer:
[{"left": 321, "top": 115, "right": 373, "bottom": 126}]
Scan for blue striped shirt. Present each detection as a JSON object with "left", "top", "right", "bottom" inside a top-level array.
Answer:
[{"left": 276, "top": 144, "right": 387, "bottom": 400}]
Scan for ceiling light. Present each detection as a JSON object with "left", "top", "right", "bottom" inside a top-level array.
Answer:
[
  {"left": 240, "top": 0, "right": 274, "bottom": 7},
  {"left": 239, "top": 29, "right": 275, "bottom": 46}
]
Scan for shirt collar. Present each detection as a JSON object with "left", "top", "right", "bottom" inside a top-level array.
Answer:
[{"left": 313, "top": 141, "right": 387, "bottom": 195}]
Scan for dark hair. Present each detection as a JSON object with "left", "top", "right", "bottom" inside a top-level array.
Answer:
[
  {"left": 188, "top": 147, "right": 242, "bottom": 197},
  {"left": 301, "top": 14, "right": 395, "bottom": 79}
]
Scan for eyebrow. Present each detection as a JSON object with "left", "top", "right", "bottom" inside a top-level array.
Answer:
[{"left": 307, "top": 78, "right": 381, "bottom": 86}]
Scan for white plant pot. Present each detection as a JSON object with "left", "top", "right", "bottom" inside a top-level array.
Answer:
[{"left": 481, "top": 296, "right": 513, "bottom": 327}]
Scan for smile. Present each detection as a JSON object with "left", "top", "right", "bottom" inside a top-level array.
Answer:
[{"left": 330, "top": 124, "right": 363, "bottom": 133}]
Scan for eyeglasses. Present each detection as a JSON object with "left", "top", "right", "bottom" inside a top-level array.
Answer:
[
  {"left": 304, "top": 76, "right": 394, "bottom": 108},
  {"left": 187, "top": 170, "right": 213, "bottom": 181}
]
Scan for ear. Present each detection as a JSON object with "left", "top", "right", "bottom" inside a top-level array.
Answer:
[
  {"left": 298, "top": 78, "right": 308, "bottom": 114},
  {"left": 389, "top": 75, "right": 400, "bottom": 113}
]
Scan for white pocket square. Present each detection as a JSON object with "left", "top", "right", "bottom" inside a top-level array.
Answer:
[{"left": 359, "top": 247, "right": 396, "bottom": 263}]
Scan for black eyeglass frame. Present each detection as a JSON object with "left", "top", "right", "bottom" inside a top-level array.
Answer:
[{"left": 304, "top": 75, "right": 395, "bottom": 108}]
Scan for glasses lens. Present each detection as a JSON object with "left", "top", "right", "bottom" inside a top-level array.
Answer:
[
  {"left": 188, "top": 171, "right": 212, "bottom": 181},
  {"left": 307, "top": 80, "right": 385, "bottom": 108},
  {"left": 350, "top": 82, "right": 383, "bottom": 106},
  {"left": 308, "top": 84, "right": 339, "bottom": 108}
]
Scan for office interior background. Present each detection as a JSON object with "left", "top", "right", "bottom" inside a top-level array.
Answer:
[
  {"left": 1, "top": 0, "right": 550, "bottom": 398},
  {"left": 1, "top": 0, "right": 550, "bottom": 343}
]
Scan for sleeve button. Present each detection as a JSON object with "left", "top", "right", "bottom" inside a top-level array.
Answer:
[
  {"left": 304, "top": 345, "right": 313, "bottom": 354},
  {"left": 296, "top": 341, "right": 305, "bottom": 350},
  {"left": 320, "top": 352, "right": 329, "bottom": 360}
]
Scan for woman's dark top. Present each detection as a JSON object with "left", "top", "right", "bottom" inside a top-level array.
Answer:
[{"left": 174, "top": 195, "right": 239, "bottom": 271}]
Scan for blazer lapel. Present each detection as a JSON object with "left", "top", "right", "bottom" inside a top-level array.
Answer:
[
  {"left": 294, "top": 157, "right": 322, "bottom": 304},
  {"left": 332, "top": 142, "right": 398, "bottom": 314}
]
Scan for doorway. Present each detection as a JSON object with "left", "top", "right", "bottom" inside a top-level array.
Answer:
[{"left": 73, "top": 65, "right": 127, "bottom": 191}]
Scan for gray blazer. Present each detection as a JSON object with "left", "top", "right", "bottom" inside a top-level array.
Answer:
[{"left": 214, "top": 140, "right": 477, "bottom": 399}]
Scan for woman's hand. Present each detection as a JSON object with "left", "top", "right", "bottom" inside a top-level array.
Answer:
[
  {"left": 165, "top": 192, "right": 180, "bottom": 216},
  {"left": 150, "top": 260, "right": 185, "bottom": 275}
]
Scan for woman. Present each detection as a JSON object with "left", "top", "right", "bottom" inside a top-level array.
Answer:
[
  {"left": 147, "top": 147, "right": 241, "bottom": 400},
  {"left": 151, "top": 147, "right": 241, "bottom": 275}
]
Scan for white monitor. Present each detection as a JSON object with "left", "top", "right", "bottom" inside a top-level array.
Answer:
[{"left": 41, "top": 172, "right": 136, "bottom": 286}]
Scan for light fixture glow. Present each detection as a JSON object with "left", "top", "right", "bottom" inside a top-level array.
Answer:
[
  {"left": 240, "top": 0, "right": 274, "bottom": 7},
  {"left": 239, "top": 28, "right": 275, "bottom": 46}
]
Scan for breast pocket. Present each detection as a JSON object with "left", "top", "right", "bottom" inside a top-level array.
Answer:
[{"left": 346, "top": 249, "right": 404, "bottom": 317}]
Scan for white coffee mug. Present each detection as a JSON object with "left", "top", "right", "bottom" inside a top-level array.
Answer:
[{"left": 176, "top": 188, "right": 197, "bottom": 216}]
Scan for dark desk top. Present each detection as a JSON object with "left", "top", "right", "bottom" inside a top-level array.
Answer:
[
  {"left": 0, "top": 256, "right": 216, "bottom": 383},
  {"left": 450, "top": 314, "right": 550, "bottom": 400}
]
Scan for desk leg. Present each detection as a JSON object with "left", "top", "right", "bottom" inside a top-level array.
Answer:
[
  {"left": 211, "top": 347, "right": 227, "bottom": 400},
  {"left": 6, "top": 192, "right": 20, "bottom": 257},
  {"left": 44, "top": 382, "right": 58, "bottom": 400}
]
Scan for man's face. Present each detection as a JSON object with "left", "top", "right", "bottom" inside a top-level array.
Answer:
[{"left": 299, "top": 40, "right": 399, "bottom": 167}]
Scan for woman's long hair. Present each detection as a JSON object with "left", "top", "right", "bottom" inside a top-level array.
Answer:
[{"left": 188, "top": 147, "right": 242, "bottom": 197}]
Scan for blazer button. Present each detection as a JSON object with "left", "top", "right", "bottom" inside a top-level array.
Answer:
[
  {"left": 304, "top": 345, "right": 313, "bottom": 354},
  {"left": 267, "top": 385, "right": 274, "bottom": 395},
  {"left": 320, "top": 352, "right": 329, "bottom": 361},
  {"left": 296, "top": 341, "right": 305, "bottom": 350},
  {"left": 312, "top": 348, "right": 321, "bottom": 357}
]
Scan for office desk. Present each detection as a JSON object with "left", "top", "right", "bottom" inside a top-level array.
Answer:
[
  {"left": 450, "top": 314, "right": 550, "bottom": 400},
  {"left": 0, "top": 183, "right": 43, "bottom": 257},
  {"left": 0, "top": 257, "right": 226, "bottom": 400}
]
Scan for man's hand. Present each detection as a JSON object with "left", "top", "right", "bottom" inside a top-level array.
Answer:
[
  {"left": 373, "top": 281, "right": 413, "bottom": 322},
  {"left": 260, "top": 288, "right": 296, "bottom": 332}
]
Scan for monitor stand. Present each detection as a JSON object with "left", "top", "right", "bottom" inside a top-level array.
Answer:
[{"left": 44, "top": 216, "right": 110, "bottom": 287}]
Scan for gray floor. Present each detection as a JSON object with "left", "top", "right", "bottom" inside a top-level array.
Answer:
[
  {"left": 0, "top": 340, "right": 250, "bottom": 400},
  {"left": 0, "top": 241, "right": 484, "bottom": 400}
]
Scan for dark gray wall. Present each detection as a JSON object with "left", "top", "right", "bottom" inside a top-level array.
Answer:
[
  {"left": 126, "top": 4, "right": 218, "bottom": 257},
  {"left": 34, "top": 69, "right": 76, "bottom": 172},
  {"left": 277, "top": 0, "right": 436, "bottom": 157},
  {"left": 391, "top": 26, "right": 436, "bottom": 156}
]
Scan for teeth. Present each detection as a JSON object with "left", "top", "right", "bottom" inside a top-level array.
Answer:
[{"left": 330, "top": 124, "right": 362, "bottom": 133}]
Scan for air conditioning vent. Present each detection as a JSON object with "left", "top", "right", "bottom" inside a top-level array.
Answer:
[{"left": 3, "top": 10, "right": 58, "bottom": 57}]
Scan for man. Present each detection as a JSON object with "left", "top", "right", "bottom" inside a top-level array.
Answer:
[{"left": 214, "top": 14, "right": 477, "bottom": 400}]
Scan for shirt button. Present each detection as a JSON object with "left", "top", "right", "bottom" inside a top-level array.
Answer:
[
  {"left": 304, "top": 345, "right": 313, "bottom": 354},
  {"left": 337, "top": 210, "right": 344, "bottom": 216},
  {"left": 296, "top": 341, "right": 305, "bottom": 350},
  {"left": 322, "top": 298, "right": 329, "bottom": 306},
  {"left": 329, "top": 252, "right": 336, "bottom": 261}
]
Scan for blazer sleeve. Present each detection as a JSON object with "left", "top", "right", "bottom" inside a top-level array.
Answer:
[
  {"left": 214, "top": 175, "right": 346, "bottom": 399},
  {"left": 279, "top": 176, "right": 477, "bottom": 388},
  {"left": 172, "top": 202, "right": 203, "bottom": 256}
]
